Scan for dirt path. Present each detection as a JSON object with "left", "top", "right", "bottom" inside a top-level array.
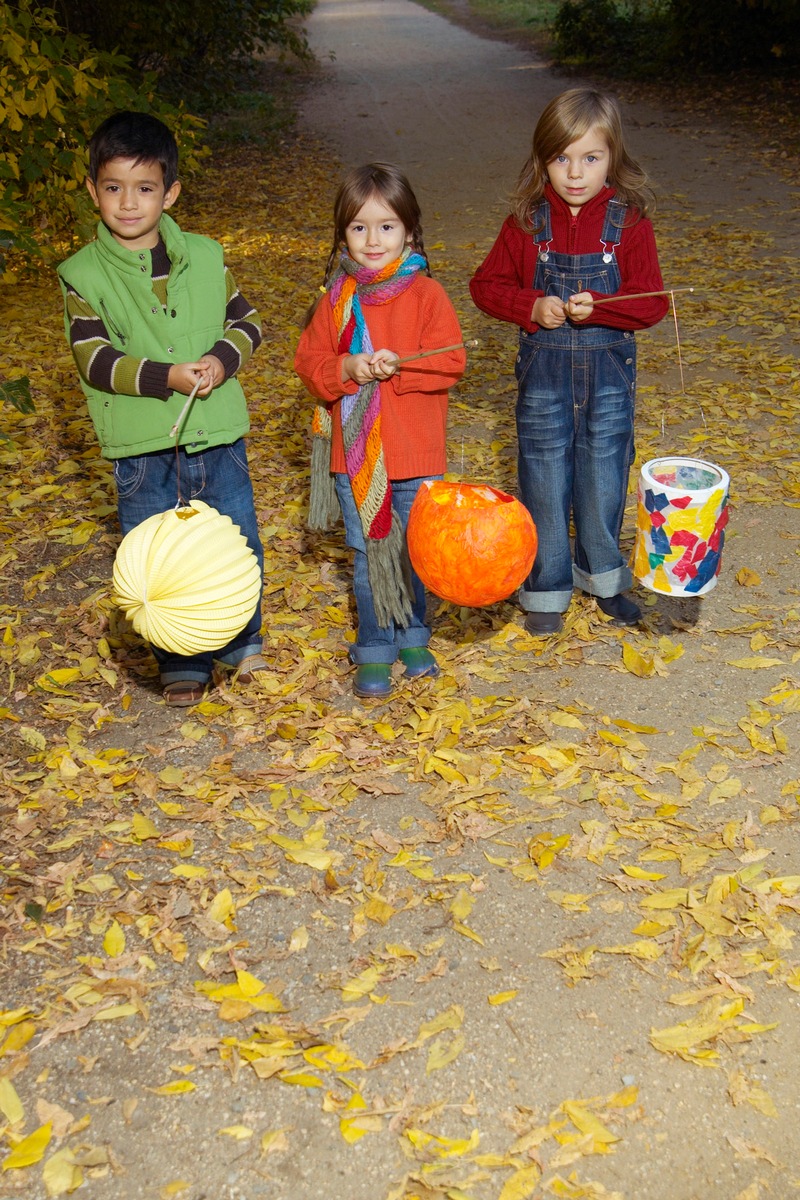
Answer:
[
  {"left": 3, "top": 3, "right": 799, "bottom": 1200},
  {"left": 299, "top": 0, "right": 792, "bottom": 234}
]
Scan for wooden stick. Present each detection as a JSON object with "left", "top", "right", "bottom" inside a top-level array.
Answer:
[
  {"left": 169, "top": 379, "right": 202, "bottom": 438},
  {"left": 582, "top": 287, "right": 696, "bottom": 307},
  {"left": 394, "top": 338, "right": 479, "bottom": 365}
]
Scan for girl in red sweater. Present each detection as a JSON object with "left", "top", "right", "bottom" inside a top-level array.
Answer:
[
  {"left": 470, "top": 88, "right": 668, "bottom": 633},
  {"left": 295, "top": 163, "right": 466, "bottom": 698}
]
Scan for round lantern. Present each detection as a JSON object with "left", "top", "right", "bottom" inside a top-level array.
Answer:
[
  {"left": 112, "top": 501, "right": 262, "bottom": 655},
  {"left": 406, "top": 481, "right": 537, "bottom": 607}
]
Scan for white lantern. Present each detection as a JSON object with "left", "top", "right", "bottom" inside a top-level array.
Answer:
[{"left": 112, "top": 501, "right": 261, "bottom": 655}]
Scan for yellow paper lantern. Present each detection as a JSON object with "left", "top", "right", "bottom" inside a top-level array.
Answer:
[{"left": 112, "top": 501, "right": 261, "bottom": 655}]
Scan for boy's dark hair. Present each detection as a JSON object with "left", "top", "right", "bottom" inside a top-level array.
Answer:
[{"left": 88, "top": 111, "right": 179, "bottom": 190}]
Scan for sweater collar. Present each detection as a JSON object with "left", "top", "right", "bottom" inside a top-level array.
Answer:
[
  {"left": 94, "top": 211, "right": 187, "bottom": 274},
  {"left": 543, "top": 182, "right": 616, "bottom": 220}
]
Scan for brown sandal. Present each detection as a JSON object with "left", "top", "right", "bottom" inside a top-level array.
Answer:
[
  {"left": 163, "top": 680, "right": 205, "bottom": 707},
  {"left": 234, "top": 654, "right": 268, "bottom": 685}
]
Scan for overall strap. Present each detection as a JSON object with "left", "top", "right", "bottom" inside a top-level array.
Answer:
[
  {"left": 600, "top": 198, "right": 628, "bottom": 261},
  {"left": 531, "top": 200, "right": 553, "bottom": 260}
]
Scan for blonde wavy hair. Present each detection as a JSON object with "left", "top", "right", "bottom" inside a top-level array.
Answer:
[{"left": 510, "top": 88, "right": 656, "bottom": 232}]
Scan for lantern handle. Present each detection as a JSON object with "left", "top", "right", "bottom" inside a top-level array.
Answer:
[
  {"left": 393, "top": 338, "right": 479, "bottom": 366},
  {"left": 169, "top": 379, "right": 202, "bottom": 439},
  {"left": 170, "top": 379, "right": 202, "bottom": 508},
  {"left": 583, "top": 287, "right": 695, "bottom": 306}
]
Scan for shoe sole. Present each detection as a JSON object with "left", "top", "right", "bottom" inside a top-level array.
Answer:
[
  {"left": 403, "top": 664, "right": 440, "bottom": 679},
  {"left": 163, "top": 684, "right": 205, "bottom": 707},
  {"left": 524, "top": 619, "right": 563, "bottom": 635}
]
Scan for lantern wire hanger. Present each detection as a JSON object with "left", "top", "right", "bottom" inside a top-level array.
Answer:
[
  {"left": 575, "top": 285, "right": 702, "bottom": 435},
  {"left": 389, "top": 340, "right": 480, "bottom": 486}
]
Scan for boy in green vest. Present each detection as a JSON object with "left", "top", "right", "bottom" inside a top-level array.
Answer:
[{"left": 58, "top": 111, "right": 266, "bottom": 707}]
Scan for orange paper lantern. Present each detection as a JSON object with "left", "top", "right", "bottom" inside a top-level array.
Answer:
[{"left": 407, "top": 481, "right": 537, "bottom": 607}]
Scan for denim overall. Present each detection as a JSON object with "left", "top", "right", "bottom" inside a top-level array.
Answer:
[
  {"left": 515, "top": 198, "right": 637, "bottom": 613},
  {"left": 334, "top": 473, "right": 440, "bottom": 664}
]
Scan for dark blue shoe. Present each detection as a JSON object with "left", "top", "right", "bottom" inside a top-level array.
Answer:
[
  {"left": 398, "top": 647, "right": 440, "bottom": 678},
  {"left": 524, "top": 611, "right": 563, "bottom": 635},
  {"left": 353, "top": 664, "right": 392, "bottom": 698},
  {"left": 596, "top": 593, "right": 641, "bottom": 626}
]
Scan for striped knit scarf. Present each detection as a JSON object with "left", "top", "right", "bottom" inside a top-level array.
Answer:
[{"left": 308, "top": 247, "right": 425, "bottom": 628}]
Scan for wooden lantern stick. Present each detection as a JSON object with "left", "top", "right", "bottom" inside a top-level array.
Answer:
[
  {"left": 170, "top": 379, "right": 203, "bottom": 439},
  {"left": 394, "top": 338, "right": 479, "bottom": 366},
  {"left": 576, "top": 288, "right": 697, "bottom": 403},
  {"left": 583, "top": 287, "right": 696, "bottom": 307}
]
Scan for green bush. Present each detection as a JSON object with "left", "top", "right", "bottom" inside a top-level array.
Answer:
[
  {"left": 665, "top": 0, "right": 799, "bottom": 69},
  {"left": 52, "top": 0, "right": 313, "bottom": 102},
  {"left": 0, "top": 1, "right": 206, "bottom": 268},
  {"left": 552, "top": 0, "right": 619, "bottom": 65},
  {"left": 552, "top": 0, "right": 669, "bottom": 76},
  {"left": 552, "top": 0, "right": 800, "bottom": 74}
]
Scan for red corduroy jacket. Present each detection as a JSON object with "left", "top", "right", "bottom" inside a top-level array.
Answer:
[{"left": 470, "top": 184, "right": 669, "bottom": 332}]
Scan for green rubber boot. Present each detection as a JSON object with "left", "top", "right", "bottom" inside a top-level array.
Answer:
[
  {"left": 398, "top": 647, "right": 440, "bottom": 678},
  {"left": 353, "top": 663, "right": 392, "bottom": 698}
]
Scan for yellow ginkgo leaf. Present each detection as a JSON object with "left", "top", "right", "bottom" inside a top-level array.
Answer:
[
  {"left": 426, "top": 1033, "right": 465, "bottom": 1073},
  {"left": 218, "top": 1125, "right": 253, "bottom": 1140},
  {"left": 498, "top": 1164, "right": 541, "bottom": 1200},
  {"left": 149, "top": 1081, "right": 196, "bottom": 1095},
  {"left": 1, "top": 1122, "right": 52, "bottom": 1170},
  {"left": 131, "top": 812, "right": 160, "bottom": 840},
  {"left": 736, "top": 567, "right": 761, "bottom": 586},
  {"left": 0, "top": 1077, "right": 24, "bottom": 1125}
]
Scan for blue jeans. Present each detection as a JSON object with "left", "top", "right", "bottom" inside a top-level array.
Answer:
[
  {"left": 114, "top": 440, "right": 264, "bottom": 683},
  {"left": 334, "top": 474, "right": 439, "bottom": 664},
  {"left": 515, "top": 328, "right": 636, "bottom": 612}
]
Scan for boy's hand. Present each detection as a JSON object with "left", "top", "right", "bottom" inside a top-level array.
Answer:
[
  {"left": 168, "top": 356, "right": 224, "bottom": 398},
  {"left": 532, "top": 296, "right": 567, "bottom": 329},
  {"left": 197, "top": 354, "right": 225, "bottom": 391},
  {"left": 566, "top": 292, "right": 594, "bottom": 322}
]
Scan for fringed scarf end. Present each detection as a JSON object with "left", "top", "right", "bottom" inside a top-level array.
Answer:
[
  {"left": 308, "top": 431, "right": 340, "bottom": 531},
  {"left": 366, "top": 513, "right": 415, "bottom": 629}
]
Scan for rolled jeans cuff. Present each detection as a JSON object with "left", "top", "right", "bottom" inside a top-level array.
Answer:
[
  {"left": 348, "top": 645, "right": 398, "bottom": 666},
  {"left": 573, "top": 563, "right": 632, "bottom": 599},
  {"left": 216, "top": 641, "right": 265, "bottom": 669},
  {"left": 160, "top": 668, "right": 211, "bottom": 685},
  {"left": 519, "top": 587, "right": 572, "bottom": 614}
]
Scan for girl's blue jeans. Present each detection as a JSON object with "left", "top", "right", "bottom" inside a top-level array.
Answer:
[
  {"left": 334, "top": 473, "right": 439, "bottom": 664},
  {"left": 114, "top": 440, "right": 264, "bottom": 684},
  {"left": 515, "top": 328, "right": 636, "bottom": 613}
]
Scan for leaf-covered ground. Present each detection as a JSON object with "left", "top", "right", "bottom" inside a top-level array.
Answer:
[{"left": 2, "top": 51, "right": 800, "bottom": 1200}]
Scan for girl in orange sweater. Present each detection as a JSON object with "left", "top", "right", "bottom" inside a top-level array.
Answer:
[{"left": 295, "top": 163, "right": 466, "bottom": 698}]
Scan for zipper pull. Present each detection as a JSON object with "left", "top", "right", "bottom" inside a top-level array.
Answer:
[{"left": 100, "top": 300, "right": 126, "bottom": 344}]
